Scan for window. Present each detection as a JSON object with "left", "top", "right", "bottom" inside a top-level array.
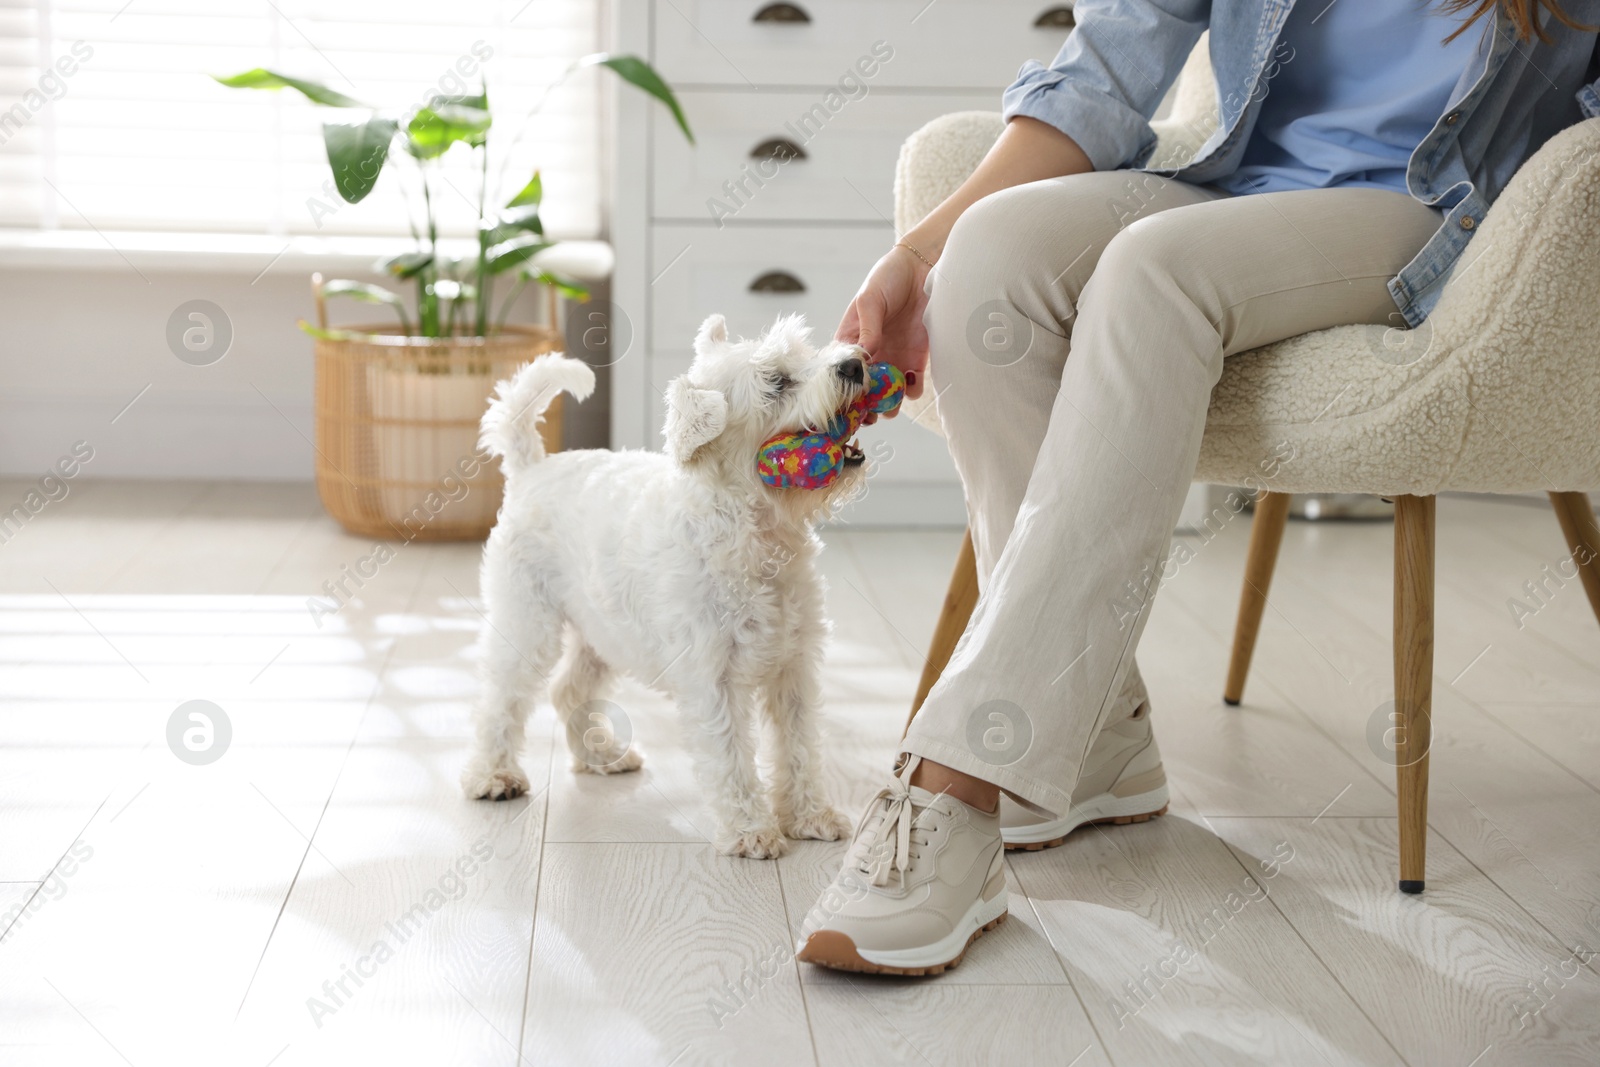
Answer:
[{"left": 0, "top": 0, "right": 604, "bottom": 239}]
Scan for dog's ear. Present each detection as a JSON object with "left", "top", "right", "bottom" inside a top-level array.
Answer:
[
  {"left": 694, "top": 314, "right": 728, "bottom": 357},
  {"left": 663, "top": 376, "right": 727, "bottom": 464}
]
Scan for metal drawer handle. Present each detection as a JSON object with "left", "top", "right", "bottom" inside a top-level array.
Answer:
[
  {"left": 752, "top": 2, "right": 810, "bottom": 22},
  {"left": 749, "top": 270, "right": 806, "bottom": 293},
  {"left": 750, "top": 137, "right": 807, "bottom": 162},
  {"left": 1034, "top": 5, "right": 1075, "bottom": 27}
]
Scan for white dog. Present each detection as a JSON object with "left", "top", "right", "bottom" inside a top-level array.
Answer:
[{"left": 461, "top": 313, "right": 870, "bottom": 858}]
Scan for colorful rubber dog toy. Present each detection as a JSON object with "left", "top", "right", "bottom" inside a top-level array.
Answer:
[{"left": 757, "top": 361, "right": 905, "bottom": 489}]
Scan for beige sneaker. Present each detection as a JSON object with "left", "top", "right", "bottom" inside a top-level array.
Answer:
[
  {"left": 1001, "top": 702, "right": 1169, "bottom": 851},
  {"left": 795, "top": 772, "right": 1007, "bottom": 976}
]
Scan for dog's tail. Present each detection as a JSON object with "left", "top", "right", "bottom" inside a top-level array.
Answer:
[{"left": 479, "top": 353, "right": 595, "bottom": 475}]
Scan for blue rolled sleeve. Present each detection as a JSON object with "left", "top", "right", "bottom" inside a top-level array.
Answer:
[
  {"left": 1001, "top": 0, "right": 1211, "bottom": 170},
  {"left": 1579, "top": 79, "right": 1600, "bottom": 119},
  {"left": 1583, "top": 39, "right": 1600, "bottom": 118}
]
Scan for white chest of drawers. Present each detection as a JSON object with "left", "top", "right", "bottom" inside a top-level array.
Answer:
[{"left": 608, "top": 0, "right": 1074, "bottom": 524}]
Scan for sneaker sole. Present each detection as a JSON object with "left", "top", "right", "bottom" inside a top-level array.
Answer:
[
  {"left": 796, "top": 896, "right": 1008, "bottom": 977},
  {"left": 1003, "top": 786, "right": 1170, "bottom": 851}
]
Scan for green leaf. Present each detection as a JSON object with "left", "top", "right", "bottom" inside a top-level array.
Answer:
[
  {"left": 479, "top": 224, "right": 515, "bottom": 250},
  {"left": 427, "top": 92, "right": 488, "bottom": 111},
  {"left": 406, "top": 96, "right": 491, "bottom": 159},
  {"left": 484, "top": 234, "right": 554, "bottom": 275},
  {"left": 299, "top": 320, "right": 345, "bottom": 340},
  {"left": 506, "top": 170, "right": 542, "bottom": 208},
  {"left": 480, "top": 207, "right": 543, "bottom": 251},
  {"left": 323, "top": 279, "right": 400, "bottom": 301},
  {"left": 520, "top": 268, "right": 590, "bottom": 303},
  {"left": 376, "top": 251, "right": 433, "bottom": 280},
  {"left": 502, "top": 206, "right": 543, "bottom": 234},
  {"left": 578, "top": 53, "right": 693, "bottom": 144},
  {"left": 322, "top": 279, "right": 412, "bottom": 335},
  {"left": 323, "top": 115, "right": 397, "bottom": 203},
  {"left": 213, "top": 69, "right": 369, "bottom": 108}
]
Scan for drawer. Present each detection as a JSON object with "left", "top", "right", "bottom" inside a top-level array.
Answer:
[
  {"left": 646, "top": 353, "right": 958, "bottom": 483},
  {"left": 653, "top": 90, "right": 993, "bottom": 222},
  {"left": 648, "top": 222, "right": 887, "bottom": 350},
  {"left": 653, "top": 0, "right": 1074, "bottom": 89}
]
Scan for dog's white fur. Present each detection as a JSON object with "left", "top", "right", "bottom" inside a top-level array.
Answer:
[{"left": 461, "top": 313, "right": 870, "bottom": 859}]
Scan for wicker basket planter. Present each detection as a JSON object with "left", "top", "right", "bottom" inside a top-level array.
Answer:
[{"left": 312, "top": 324, "right": 562, "bottom": 541}]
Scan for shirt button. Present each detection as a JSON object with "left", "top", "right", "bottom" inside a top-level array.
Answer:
[
  {"left": 1460, "top": 216, "right": 1476, "bottom": 230},
  {"left": 1444, "top": 110, "right": 1462, "bottom": 125}
]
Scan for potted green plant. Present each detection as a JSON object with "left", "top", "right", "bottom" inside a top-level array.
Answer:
[{"left": 216, "top": 56, "right": 692, "bottom": 540}]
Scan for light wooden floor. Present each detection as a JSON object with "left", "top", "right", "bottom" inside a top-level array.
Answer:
[{"left": 2, "top": 482, "right": 1598, "bottom": 1067}]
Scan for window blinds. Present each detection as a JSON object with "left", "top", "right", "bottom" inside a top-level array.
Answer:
[{"left": 0, "top": 0, "right": 603, "bottom": 239}]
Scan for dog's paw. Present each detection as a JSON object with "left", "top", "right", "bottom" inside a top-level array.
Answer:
[
  {"left": 462, "top": 762, "right": 529, "bottom": 801},
  {"left": 570, "top": 745, "right": 645, "bottom": 775},
  {"left": 784, "top": 807, "right": 851, "bottom": 842},
  {"left": 723, "top": 827, "right": 789, "bottom": 860}
]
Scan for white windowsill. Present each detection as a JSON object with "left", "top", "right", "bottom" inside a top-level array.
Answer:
[{"left": 0, "top": 228, "right": 615, "bottom": 280}]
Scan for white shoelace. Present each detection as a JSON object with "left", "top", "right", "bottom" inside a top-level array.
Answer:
[{"left": 849, "top": 777, "right": 939, "bottom": 888}]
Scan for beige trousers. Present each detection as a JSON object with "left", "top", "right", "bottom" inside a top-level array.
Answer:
[{"left": 904, "top": 170, "right": 1442, "bottom": 817}]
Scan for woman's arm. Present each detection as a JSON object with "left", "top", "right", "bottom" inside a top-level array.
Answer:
[
  {"left": 904, "top": 116, "right": 1095, "bottom": 263},
  {"left": 835, "top": 117, "right": 1093, "bottom": 397}
]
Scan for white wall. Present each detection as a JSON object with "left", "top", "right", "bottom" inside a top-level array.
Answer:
[{"left": 0, "top": 239, "right": 610, "bottom": 481}]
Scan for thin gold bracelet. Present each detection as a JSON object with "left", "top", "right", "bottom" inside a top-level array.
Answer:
[{"left": 895, "top": 240, "right": 935, "bottom": 269}]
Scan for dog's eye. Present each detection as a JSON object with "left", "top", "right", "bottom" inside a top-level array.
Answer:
[{"left": 768, "top": 374, "right": 795, "bottom": 395}]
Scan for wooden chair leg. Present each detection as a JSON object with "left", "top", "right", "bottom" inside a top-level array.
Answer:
[
  {"left": 1223, "top": 492, "right": 1293, "bottom": 706},
  {"left": 904, "top": 529, "right": 980, "bottom": 736},
  {"left": 1548, "top": 491, "right": 1600, "bottom": 629},
  {"left": 1393, "top": 495, "right": 1435, "bottom": 894}
]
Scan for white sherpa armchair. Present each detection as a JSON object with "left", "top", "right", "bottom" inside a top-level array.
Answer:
[{"left": 897, "top": 37, "right": 1600, "bottom": 895}]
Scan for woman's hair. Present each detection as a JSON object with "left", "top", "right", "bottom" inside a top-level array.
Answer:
[{"left": 1443, "top": 0, "right": 1595, "bottom": 42}]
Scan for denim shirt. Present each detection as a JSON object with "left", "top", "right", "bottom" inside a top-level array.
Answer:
[{"left": 1003, "top": 0, "right": 1600, "bottom": 326}]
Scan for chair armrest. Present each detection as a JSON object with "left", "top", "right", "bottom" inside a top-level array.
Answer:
[
  {"left": 1197, "top": 116, "right": 1600, "bottom": 496},
  {"left": 892, "top": 111, "right": 1006, "bottom": 236},
  {"left": 1428, "top": 116, "right": 1600, "bottom": 331},
  {"left": 1408, "top": 114, "right": 1600, "bottom": 491}
]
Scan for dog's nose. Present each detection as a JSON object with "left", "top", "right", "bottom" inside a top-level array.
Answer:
[{"left": 836, "top": 357, "right": 865, "bottom": 386}]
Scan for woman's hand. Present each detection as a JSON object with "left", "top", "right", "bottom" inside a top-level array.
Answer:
[
  {"left": 834, "top": 118, "right": 1094, "bottom": 410},
  {"left": 836, "top": 244, "right": 931, "bottom": 404}
]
